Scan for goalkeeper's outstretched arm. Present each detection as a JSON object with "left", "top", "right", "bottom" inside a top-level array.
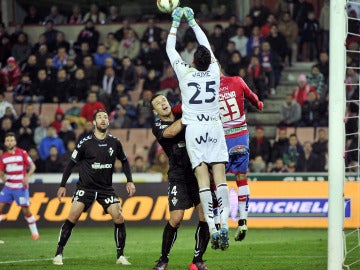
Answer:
[
  {"left": 166, "top": 7, "right": 183, "bottom": 67},
  {"left": 183, "top": 7, "right": 215, "bottom": 59}
]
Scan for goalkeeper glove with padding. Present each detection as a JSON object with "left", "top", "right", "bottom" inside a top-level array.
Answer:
[
  {"left": 183, "top": 6, "right": 197, "bottom": 27},
  {"left": 171, "top": 7, "right": 183, "bottom": 28}
]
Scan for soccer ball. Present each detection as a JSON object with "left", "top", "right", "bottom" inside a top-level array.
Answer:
[{"left": 157, "top": 0, "right": 180, "bottom": 13}]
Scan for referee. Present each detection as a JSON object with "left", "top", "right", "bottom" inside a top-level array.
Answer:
[{"left": 52, "top": 109, "right": 136, "bottom": 266}]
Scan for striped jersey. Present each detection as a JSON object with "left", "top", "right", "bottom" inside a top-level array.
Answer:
[
  {"left": 219, "top": 76, "right": 261, "bottom": 138},
  {"left": 0, "top": 148, "right": 34, "bottom": 189}
]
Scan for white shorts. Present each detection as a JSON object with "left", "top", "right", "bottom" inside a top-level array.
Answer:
[{"left": 185, "top": 123, "right": 229, "bottom": 169}]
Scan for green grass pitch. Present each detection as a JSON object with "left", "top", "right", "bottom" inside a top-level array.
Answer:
[{"left": 0, "top": 226, "right": 356, "bottom": 269}]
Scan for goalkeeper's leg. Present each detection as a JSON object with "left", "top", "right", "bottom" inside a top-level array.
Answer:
[{"left": 235, "top": 173, "right": 249, "bottom": 241}]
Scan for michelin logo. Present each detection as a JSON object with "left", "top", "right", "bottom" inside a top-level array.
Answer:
[{"left": 229, "top": 196, "right": 351, "bottom": 219}]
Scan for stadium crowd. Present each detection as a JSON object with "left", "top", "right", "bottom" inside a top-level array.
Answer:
[{"left": 0, "top": 0, "right": 358, "bottom": 176}]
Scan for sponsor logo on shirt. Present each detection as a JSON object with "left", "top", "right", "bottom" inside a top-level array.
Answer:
[
  {"left": 108, "top": 147, "right": 114, "bottom": 156},
  {"left": 91, "top": 163, "right": 113, "bottom": 169},
  {"left": 219, "top": 91, "right": 236, "bottom": 101},
  {"left": 195, "top": 132, "right": 218, "bottom": 144}
]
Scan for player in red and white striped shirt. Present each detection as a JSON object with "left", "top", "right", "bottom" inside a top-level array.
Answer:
[{"left": 0, "top": 132, "right": 39, "bottom": 240}]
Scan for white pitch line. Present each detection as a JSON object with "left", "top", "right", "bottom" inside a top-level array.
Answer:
[{"left": 0, "top": 257, "right": 76, "bottom": 264}]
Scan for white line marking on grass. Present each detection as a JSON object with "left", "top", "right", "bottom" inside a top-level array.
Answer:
[{"left": 0, "top": 257, "right": 75, "bottom": 264}]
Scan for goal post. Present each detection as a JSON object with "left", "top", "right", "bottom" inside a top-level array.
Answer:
[{"left": 328, "top": 0, "right": 346, "bottom": 269}]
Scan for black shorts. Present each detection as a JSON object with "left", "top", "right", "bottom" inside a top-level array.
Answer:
[
  {"left": 72, "top": 188, "right": 120, "bottom": 213},
  {"left": 168, "top": 175, "right": 200, "bottom": 211}
]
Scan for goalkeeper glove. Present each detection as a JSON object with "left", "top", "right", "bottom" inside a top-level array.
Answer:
[
  {"left": 171, "top": 7, "right": 183, "bottom": 28},
  {"left": 183, "top": 6, "right": 197, "bottom": 27}
]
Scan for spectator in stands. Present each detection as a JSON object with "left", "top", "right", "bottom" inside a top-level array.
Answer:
[
  {"left": 141, "top": 18, "right": 163, "bottom": 44},
  {"left": 11, "top": 33, "right": 32, "bottom": 65},
  {"left": 282, "top": 133, "right": 304, "bottom": 170},
  {"left": 13, "top": 74, "right": 33, "bottom": 104},
  {"left": 118, "top": 56, "right": 138, "bottom": 91},
  {"left": 60, "top": 139, "right": 79, "bottom": 171},
  {"left": 246, "top": 26, "right": 264, "bottom": 56},
  {"left": 16, "top": 115, "right": 36, "bottom": 151},
  {"left": 68, "top": 68, "right": 89, "bottom": 103},
  {"left": 21, "top": 54, "right": 38, "bottom": 83},
  {"left": 247, "top": 55, "right": 267, "bottom": 100},
  {"left": 224, "top": 15, "right": 240, "bottom": 40},
  {"left": 312, "top": 128, "right": 328, "bottom": 161},
  {"left": 249, "top": 156, "right": 266, "bottom": 173},
  {"left": 44, "top": 145, "right": 63, "bottom": 173},
  {"left": 278, "top": 94, "right": 301, "bottom": 127},
  {"left": 117, "top": 29, "right": 140, "bottom": 62},
  {"left": 28, "top": 147, "right": 45, "bottom": 173},
  {"left": 106, "top": 5, "right": 122, "bottom": 23},
  {"left": 0, "top": 117, "right": 15, "bottom": 148},
  {"left": 292, "top": 74, "right": 318, "bottom": 105},
  {"left": 34, "top": 115, "right": 50, "bottom": 146},
  {"left": 64, "top": 99, "right": 85, "bottom": 129},
  {"left": 104, "top": 32, "right": 119, "bottom": 59},
  {"left": 274, "top": 0, "right": 290, "bottom": 18},
  {"left": 296, "top": 141, "right": 326, "bottom": 172},
  {"left": 306, "top": 64, "right": 325, "bottom": 100},
  {"left": 278, "top": 11, "right": 298, "bottom": 67},
  {"left": 243, "top": 15, "right": 254, "bottom": 38},
  {"left": 38, "top": 125, "right": 65, "bottom": 161},
  {"left": 14, "top": 103, "right": 39, "bottom": 130},
  {"left": 93, "top": 43, "right": 112, "bottom": 69},
  {"left": 83, "top": 4, "right": 106, "bottom": 24},
  {"left": 0, "top": 106, "right": 17, "bottom": 124},
  {"left": 64, "top": 56, "right": 78, "bottom": 80},
  {"left": 225, "top": 51, "right": 244, "bottom": 77},
  {"left": 299, "top": 91, "right": 320, "bottom": 127},
  {"left": 2, "top": 57, "right": 22, "bottom": 92},
  {"left": 159, "top": 66, "right": 178, "bottom": 91},
  {"left": 34, "top": 44, "right": 51, "bottom": 68},
  {"left": 266, "top": 25, "right": 287, "bottom": 69},
  {"left": 319, "top": 0, "right": 330, "bottom": 52},
  {"left": 82, "top": 55, "right": 98, "bottom": 85},
  {"left": 317, "top": 51, "right": 329, "bottom": 85},
  {"left": 299, "top": 11, "right": 320, "bottom": 61},
  {"left": 219, "top": 41, "right": 236, "bottom": 70},
  {"left": 76, "top": 20, "right": 100, "bottom": 54},
  {"left": 197, "top": 3, "right": 214, "bottom": 21},
  {"left": 260, "top": 41, "right": 280, "bottom": 94},
  {"left": 143, "top": 69, "right": 160, "bottom": 94},
  {"left": 31, "top": 69, "right": 51, "bottom": 103},
  {"left": 269, "top": 158, "right": 288, "bottom": 173},
  {"left": 249, "top": 126, "right": 272, "bottom": 165},
  {"left": 68, "top": 4, "right": 83, "bottom": 24},
  {"left": 54, "top": 31, "right": 70, "bottom": 54},
  {"left": 209, "top": 24, "right": 226, "bottom": 59},
  {"left": 213, "top": 4, "right": 231, "bottom": 20},
  {"left": 131, "top": 155, "right": 149, "bottom": 173},
  {"left": 23, "top": 5, "right": 43, "bottom": 25},
  {"left": 229, "top": 26, "right": 248, "bottom": 59},
  {"left": 318, "top": 91, "right": 329, "bottom": 126},
  {"left": 136, "top": 89, "right": 153, "bottom": 128},
  {"left": 32, "top": 34, "right": 47, "bottom": 55},
  {"left": 180, "top": 41, "right": 197, "bottom": 66},
  {"left": 0, "top": 34, "right": 12, "bottom": 68},
  {"left": 0, "top": 92, "right": 17, "bottom": 119},
  {"left": 77, "top": 120, "right": 93, "bottom": 141},
  {"left": 114, "top": 19, "right": 133, "bottom": 42},
  {"left": 293, "top": 0, "right": 314, "bottom": 31},
  {"left": 80, "top": 91, "right": 106, "bottom": 122},
  {"left": 58, "top": 119, "right": 76, "bottom": 147},
  {"left": 42, "top": 20, "right": 58, "bottom": 53},
  {"left": 271, "top": 128, "right": 289, "bottom": 163},
  {"left": 249, "top": 0, "right": 270, "bottom": 26},
  {"left": 53, "top": 47, "right": 68, "bottom": 70},
  {"left": 109, "top": 94, "right": 137, "bottom": 128},
  {"left": 149, "top": 151, "right": 169, "bottom": 181},
  {"left": 260, "top": 13, "right": 276, "bottom": 38},
  {"left": 53, "top": 69, "right": 70, "bottom": 103},
  {"left": 50, "top": 108, "right": 65, "bottom": 134},
  {"left": 44, "top": 5, "right": 67, "bottom": 25}
]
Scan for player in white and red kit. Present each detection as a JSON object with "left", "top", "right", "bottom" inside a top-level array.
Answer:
[
  {"left": 0, "top": 132, "right": 39, "bottom": 240},
  {"left": 219, "top": 75, "right": 263, "bottom": 241}
]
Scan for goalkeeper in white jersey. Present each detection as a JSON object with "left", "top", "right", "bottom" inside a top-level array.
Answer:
[{"left": 166, "top": 6, "right": 230, "bottom": 251}]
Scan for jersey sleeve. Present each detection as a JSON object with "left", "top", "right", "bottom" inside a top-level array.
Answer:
[
  {"left": 116, "top": 139, "right": 127, "bottom": 161},
  {"left": 192, "top": 24, "right": 216, "bottom": 60},
  {"left": 0, "top": 157, "right": 4, "bottom": 172},
  {"left": 22, "top": 150, "right": 34, "bottom": 167},
  {"left": 240, "top": 77, "right": 261, "bottom": 107}
]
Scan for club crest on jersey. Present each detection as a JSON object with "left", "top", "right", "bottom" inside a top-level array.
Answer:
[
  {"left": 109, "top": 147, "right": 114, "bottom": 156},
  {"left": 171, "top": 197, "right": 178, "bottom": 206}
]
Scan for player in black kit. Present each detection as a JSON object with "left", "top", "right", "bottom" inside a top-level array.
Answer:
[
  {"left": 151, "top": 94, "right": 210, "bottom": 270},
  {"left": 52, "top": 109, "right": 136, "bottom": 266}
]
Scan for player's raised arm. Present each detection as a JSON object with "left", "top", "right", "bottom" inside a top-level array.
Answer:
[
  {"left": 183, "top": 7, "right": 214, "bottom": 59},
  {"left": 166, "top": 7, "right": 184, "bottom": 66}
]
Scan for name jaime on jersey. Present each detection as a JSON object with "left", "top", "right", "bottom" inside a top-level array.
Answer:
[
  {"left": 219, "top": 90, "right": 236, "bottom": 101},
  {"left": 192, "top": 70, "right": 211, "bottom": 78}
]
